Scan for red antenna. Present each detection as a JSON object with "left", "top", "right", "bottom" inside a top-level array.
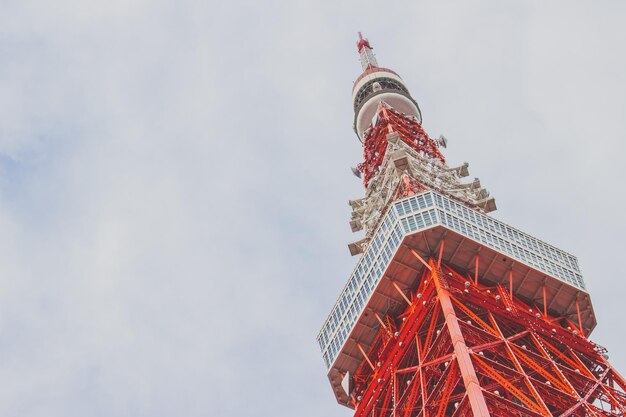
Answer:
[{"left": 357, "top": 32, "right": 372, "bottom": 52}]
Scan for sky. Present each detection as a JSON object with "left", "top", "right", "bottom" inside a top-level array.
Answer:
[{"left": 0, "top": 1, "right": 625, "bottom": 416}]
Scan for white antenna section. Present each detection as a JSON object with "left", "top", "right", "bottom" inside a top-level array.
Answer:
[{"left": 357, "top": 32, "right": 379, "bottom": 70}]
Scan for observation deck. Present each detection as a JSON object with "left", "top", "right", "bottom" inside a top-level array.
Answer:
[
  {"left": 351, "top": 68, "right": 422, "bottom": 141},
  {"left": 317, "top": 190, "right": 594, "bottom": 406}
]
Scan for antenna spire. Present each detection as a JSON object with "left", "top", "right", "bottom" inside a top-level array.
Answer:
[{"left": 356, "top": 32, "right": 378, "bottom": 70}]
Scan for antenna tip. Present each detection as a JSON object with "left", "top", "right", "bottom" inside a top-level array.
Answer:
[{"left": 357, "top": 32, "right": 372, "bottom": 52}]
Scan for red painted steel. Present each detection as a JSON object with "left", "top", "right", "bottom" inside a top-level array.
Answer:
[
  {"left": 357, "top": 103, "right": 445, "bottom": 187},
  {"left": 357, "top": 32, "right": 373, "bottom": 53},
  {"left": 350, "top": 256, "right": 626, "bottom": 416},
  {"left": 334, "top": 34, "right": 626, "bottom": 416}
]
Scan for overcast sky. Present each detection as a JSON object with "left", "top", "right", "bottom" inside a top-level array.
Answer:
[{"left": 0, "top": 1, "right": 625, "bottom": 416}]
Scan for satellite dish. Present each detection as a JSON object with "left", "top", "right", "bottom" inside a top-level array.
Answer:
[
  {"left": 351, "top": 167, "right": 362, "bottom": 178},
  {"left": 437, "top": 134, "right": 448, "bottom": 148}
]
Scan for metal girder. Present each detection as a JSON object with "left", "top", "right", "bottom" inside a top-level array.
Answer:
[
  {"left": 358, "top": 103, "right": 445, "bottom": 188},
  {"left": 348, "top": 258, "right": 626, "bottom": 417}
]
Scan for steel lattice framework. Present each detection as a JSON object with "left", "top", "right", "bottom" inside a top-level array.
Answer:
[
  {"left": 351, "top": 254, "right": 626, "bottom": 417},
  {"left": 358, "top": 103, "right": 445, "bottom": 188},
  {"left": 317, "top": 33, "right": 626, "bottom": 417}
]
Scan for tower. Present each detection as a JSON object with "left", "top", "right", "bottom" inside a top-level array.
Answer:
[{"left": 317, "top": 34, "right": 626, "bottom": 416}]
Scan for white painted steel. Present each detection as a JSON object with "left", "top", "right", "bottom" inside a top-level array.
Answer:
[{"left": 352, "top": 70, "right": 406, "bottom": 100}]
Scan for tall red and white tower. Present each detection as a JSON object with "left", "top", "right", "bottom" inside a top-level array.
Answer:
[{"left": 318, "top": 34, "right": 626, "bottom": 416}]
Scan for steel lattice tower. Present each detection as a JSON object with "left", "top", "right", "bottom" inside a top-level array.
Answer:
[{"left": 317, "top": 33, "right": 626, "bottom": 417}]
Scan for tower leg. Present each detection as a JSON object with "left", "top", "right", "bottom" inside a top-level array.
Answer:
[{"left": 429, "top": 258, "right": 490, "bottom": 417}]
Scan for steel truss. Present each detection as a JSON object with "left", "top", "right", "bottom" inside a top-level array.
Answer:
[
  {"left": 358, "top": 102, "right": 445, "bottom": 188},
  {"left": 349, "top": 102, "right": 492, "bottom": 242},
  {"left": 351, "top": 256, "right": 626, "bottom": 417}
]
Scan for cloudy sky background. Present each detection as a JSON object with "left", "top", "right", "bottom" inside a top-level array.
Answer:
[{"left": 0, "top": 1, "right": 625, "bottom": 416}]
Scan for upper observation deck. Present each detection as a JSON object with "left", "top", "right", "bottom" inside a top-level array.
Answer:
[{"left": 317, "top": 190, "right": 593, "bottom": 406}]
